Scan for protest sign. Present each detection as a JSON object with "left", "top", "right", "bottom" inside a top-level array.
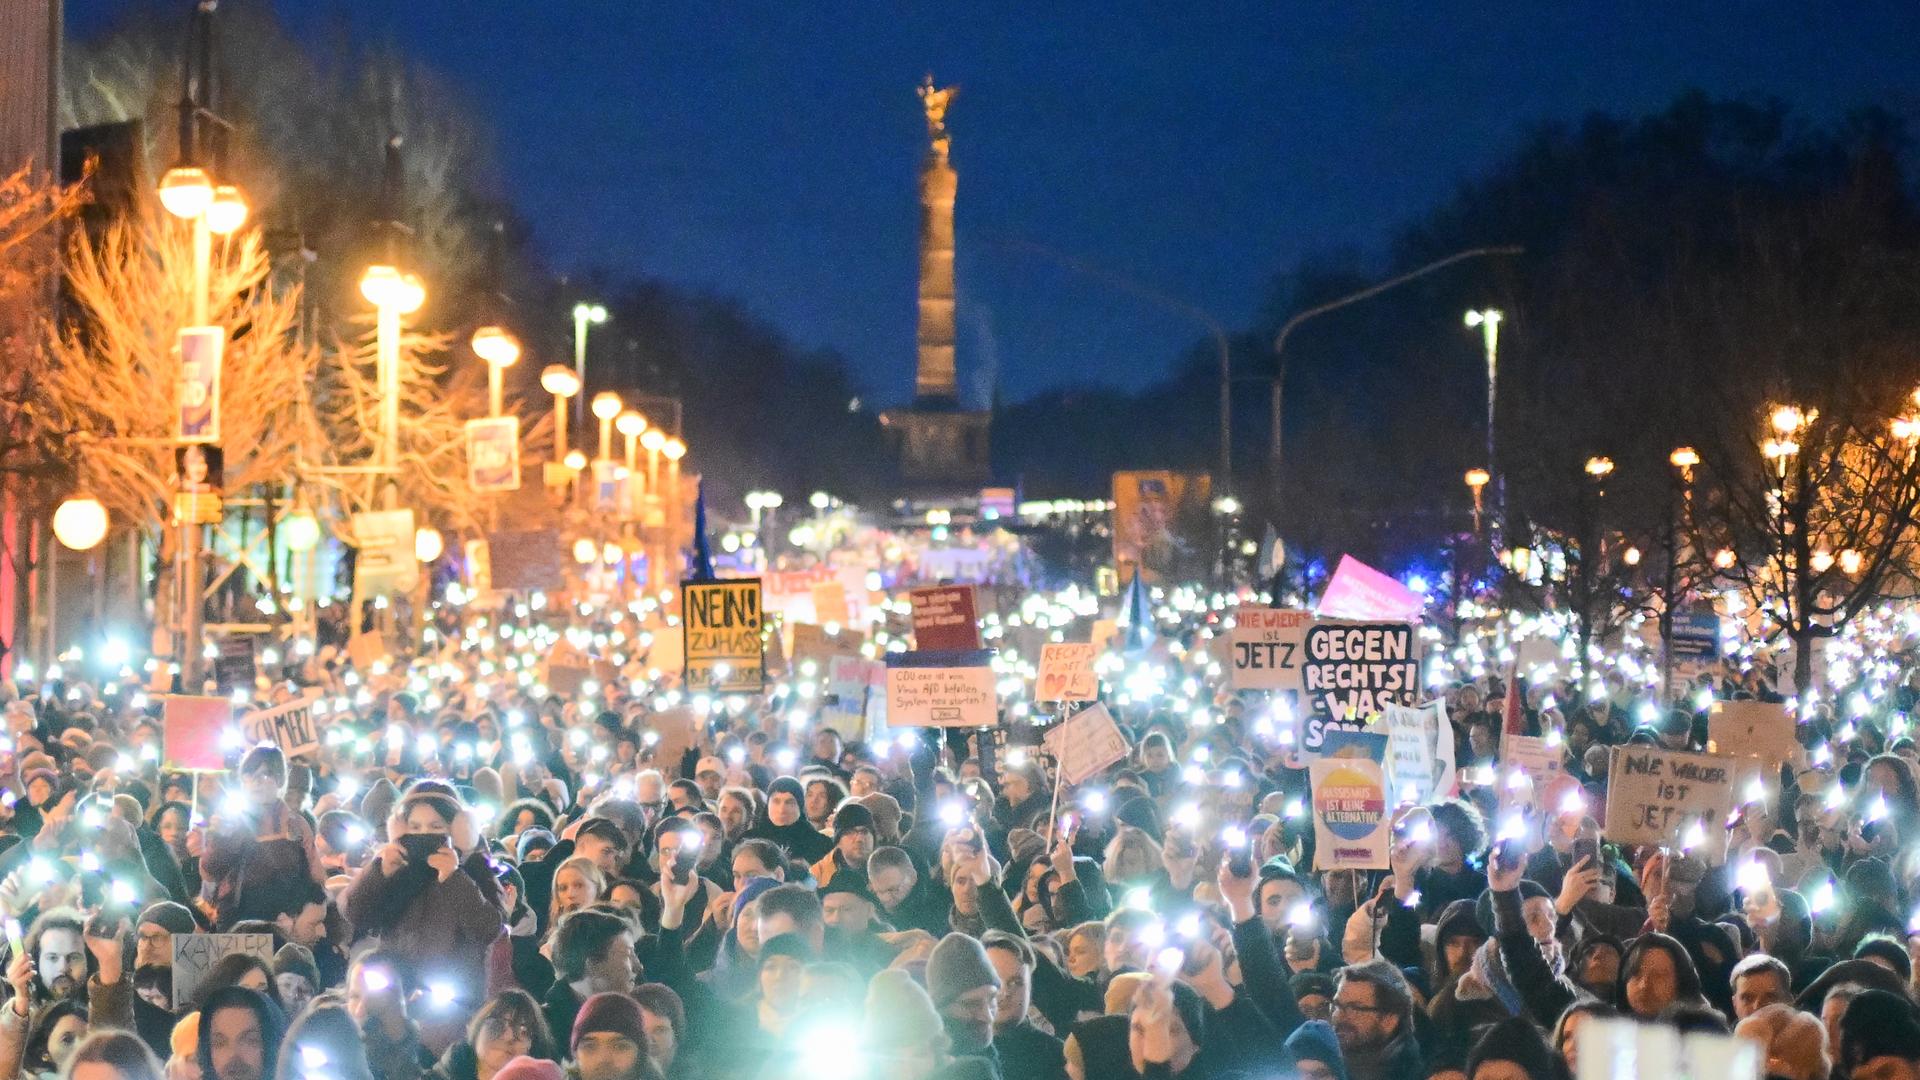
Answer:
[
  {"left": 239, "top": 693, "right": 321, "bottom": 758},
  {"left": 1042, "top": 703, "right": 1131, "bottom": 785},
  {"left": 163, "top": 696, "right": 232, "bottom": 771},
  {"left": 1301, "top": 620, "right": 1420, "bottom": 721},
  {"left": 645, "top": 624, "right": 684, "bottom": 674},
  {"left": 213, "top": 636, "right": 255, "bottom": 693},
  {"left": 828, "top": 655, "right": 886, "bottom": 704},
  {"left": 682, "top": 579, "right": 763, "bottom": 693},
  {"left": 1604, "top": 746, "right": 1737, "bottom": 858},
  {"left": 1302, "top": 714, "right": 1370, "bottom": 756},
  {"left": 910, "top": 585, "right": 981, "bottom": 651},
  {"left": 1090, "top": 619, "right": 1119, "bottom": 655},
  {"left": 1318, "top": 728, "right": 1388, "bottom": 763},
  {"left": 346, "top": 630, "right": 387, "bottom": 671},
  {"left": 790, "top": 623, "right": 863, "bottom": 675},
  {"left": 1316, "top": 555, "right": 1426, "bottom": 623},
  {"left": 1499, "top": 733, "right": 1563, "bottom": 810},
  {"left": 811, "top": 582, "right": 850, "bottom": 627},
  {"left": 1382, "top": 701, "right": 1455, "bottom": 804},
  {"left": 1111, "top": 470, "right": 1211, "bottom": 584},
  {"left": 1036, "top": 643, "right": 1098, "bottom": 704},
  {"left": 1310, "top": 758, "right": 1390, "bottom": 870},
  {"left": 173, "top": 933, "right": 274, "bottom": 1009},
  {"left": 763, "top": 567, "right": 840, "bottom": 622},
  {"left": 1229, "top": 607, "right": 1312, "bottom": 692},
  {"left": 1708, "top": 701, "right": 1797, "bottom": 769},
  {"left": 646, "top": 707, "right": 702, "bottom": 775},
  {"left": 486, "top": 529, "right": 564, "bottom": 593},
  {"left": 884, "top": 650, "right": 996, "bottom": 728}
]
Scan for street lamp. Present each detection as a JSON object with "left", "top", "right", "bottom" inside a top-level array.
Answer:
[
  {"left": 1464, "top": 468, "right": 1490, "bottom": 535},
  {"left": 572, "top": 302, "right": 607, "bottom": 426},
  {"left": 52, "top": 497, "right": 108, "bottom": 552},
  {"left": 641, "top": 428, "right": 666, "bottom": 495},
  {"left": 414, "top": 526, "right": 444, "bottom": 564},
  {"left": 810, "top": 491, "right": 832, "bottom": 511},
  {"left": 205, "top": 185, "right": 248, "bottom": 236},
  {"left": 1839, "top": 548, "right": 1863, "bottom": 576},
  {"left": 1465, "top": 308, "right": 1503, "bottom": 521},
  {"left": 157, "top": 166, "right": 214, "bottom": 220},
  {"left": 540, "top": 364, "right": 581, "bottom": 469},
  {"left": 1583, "top": 456, "right": 1614, "bottom": 480},
  {"left": 360, "top": 265, "right": 427, "bottom": 495},
  {"left": 591, "top": 392, "right": 622, "bottom": 462},
  {"left": 471, "top": 326, "right": 521, "bottom": 418}
]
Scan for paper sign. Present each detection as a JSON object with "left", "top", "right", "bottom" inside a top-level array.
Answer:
[
  {"left": 1500, "top": 734, "right": 1563, "bottom": 810},
  {"left": 1090, "top": 619, "right": 1119, "bottom": 655},
  {"left": 645, "top": 707, "right": 701, "bottom": 776},
  {"left": 466, "top": 416, "right": 521, "bottom": 493},
  {"left": 173, "top": 933, "right": 274, "bottom": 1009},
  {"left": 163, "top": 696, "right": 232, "bottom": 771},
  {"left": 828, "top": 655, "right": 885, "bottom": 705},
  {"left": 1382, "top": 701, "right": 1455, "bottom": 804},
  {"left": 1708, "top": 701, "right": 1796, "bottom": 769},
  {"left": 682, "top": 579, "right": 764, "bottom": 693},
  {"left": 1230, "top": 607, "right": 1312, "bottom": 691},
  {"left": 885, "top": 650, "right": 997, "bottom": 728},
  {"left": 811, "top": 582, "right": 850, "bottom": 628},
  {"left": 791, "top": 623, "right": 863, "bottom": 675},
  {"left": 1041, "top": 703, "right": 1130, "bottom": 785},
  {"left": 213, "top": 637, "right": 255, "bottom": 693},
  {"left": 347, "top": 630, "right": 387, "bottom": 671},
  {"left": 645, "top": 625, "right": 684, "bottom": 675},
  {"left": 352, "top": 509, "right": 418, "bottom": 595},
  {"left": 178, "top": 326, "right": 224, "bottom": 443},
  {"left": 910, "top": 586, "right": 982, "bottom": 651},
  {"left": 239, "top": 693, "right": 322, "bottom": 758},
  {"left": 1037, "top": 643, "right": 1098, "bottom": 704},
  {"left": 1604, "top": 746, "right": 1736, "bottom": 859},
  {"left": 1301, "top": 620, "right": 1420, "bottom": 720},
  {"left": 1316, "top": 555, "right": 1426, "bottom": 623},
  {"left": 1310, "top": 757, "right": 1390, "bottom": 870}
]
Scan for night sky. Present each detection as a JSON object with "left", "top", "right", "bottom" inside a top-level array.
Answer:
[{"left": 69, "top": 3, "right": 1920, "bottom": 406}]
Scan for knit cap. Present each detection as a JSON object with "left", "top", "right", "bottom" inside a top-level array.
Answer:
[
  {"left": 571, "top": 992, "right": 647, "bottom": 1054},
  {"left": 925, "top": 933, "right": 1000, "bottom": 1008}
]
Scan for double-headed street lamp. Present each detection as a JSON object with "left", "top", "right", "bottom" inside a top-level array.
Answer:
[
  {"left": 540, "top": 364, "right": 581, "bottom": 488},
  {"left": 572, "top": 302, "right": 607, "bottom": 426},
  {"left": 1465, "top": 308, "right": 1503, "bottom": 526}
]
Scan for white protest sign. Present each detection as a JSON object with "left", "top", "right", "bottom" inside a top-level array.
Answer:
[
  {"left": 1309, "top": 757, "right": 1390, "bottom": 870},
  {"left": 1036, "top": 643, "right": 1098, "bottom": 704},
  {"left": 1604, "top": 746, "right": 1736, "bottom": 859},
  {"left": 1499, "top": 733, "right": 1563, "bottom": 810},
  {"left": 1382, "top": 700, "right": 1455, "bottom": 804},
  {"left": 239, "top": 691, "right": 323, "bottom": 758},
  {"left": 173, "top": 933, "right": 275, "bottom": 1009},
  {"left": 1229, "top": 607, "right": 1312, "bottom": 692},
  {"left": 1042, "top": 703, "right": 1131, "bottom": 785},
  {"left": 885, "top": 656, "right": 997, "bottom": 728}
]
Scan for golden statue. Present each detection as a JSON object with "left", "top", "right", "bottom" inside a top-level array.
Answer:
[{"left": 918, "top": 75, "right": 956, "bottom": 139}]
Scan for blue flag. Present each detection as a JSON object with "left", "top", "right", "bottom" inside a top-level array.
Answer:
[
  {"left": 689, "top": 479, "right": 715, "bottom": 583},
  {"left": 1120, "top": 568, "right": 1156, "bottom": 654}
]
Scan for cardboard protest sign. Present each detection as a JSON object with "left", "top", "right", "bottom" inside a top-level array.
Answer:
[
  {"left": 1229, "top": 607, "right": 1312, "bottom": 692},
  {"left": 645, "top": 625, "right": 684, "bottom": 674},
  {"left": 239, "top": 693, "right": 322, "bottom": 758},
  {"left": 1708, "top": 701, "right": 1796, "bottom": 769},
  {"left": 1301, "top": 620, "right": 1420, "bottom": 721},
  {"left": 213, "top": 637, "right": 255, "bottom": 693},
  {"left": 1316, "top": 554, "right": 1426, "bottom": 622},
  {"left": 682, "top": 579, "right": 764, "bottom": 693},
  {"left": 884, "top": 649, "right": 997, "bottom": 728},
  {"left": 910, "top": 586, "right": 982, "bottom": 651},
  {"left": 544, "top": 662, "right": 592, "bottom": 697},
  {"left": 646, "top": 707, "right": 702, "bottom": 776},
  {"left": 811, "top": 582, "right": 850, "bottom": 627},
  {"left": 163, "top": 696, "right": 232, "bottom": 771},
  {"left": 828, "top": 655, "right": 886, "bottom": 704},
  {"left": 790, "top": 623, "right": 863, "bottom": 675},
  {"left": 486, "top": 529, "right": 564, "bottom": 593},
  {"left": 1036, "top": 643, "right": 1098, "bottom": 704},
  {"left": 1499, "top": 733, "right": 1563, "bottom": 810},
  {"left": 173, "top": 933, "right": 275, "bottom": 1009},
  {"left": 1382, "top": 701, "right": 1455, "bottom": 804},
  {"left": 1318, "top": 729, "right": 1388, "bottom": 763},
  {"left": 1042, "top": 703, "right": 1131, "bottom": 785},
  {"left": 1309, "top": 757, "right": 1390, "bottom": 870},
  {"left": 347, "top": 631, "right": 387, "bottom": 671},
  {"left": 1090, "top": 619, "right": 1120, "bottom": 655},
  {"left": 1604, "top": 746, "right": 1736, "bottom": 859}
]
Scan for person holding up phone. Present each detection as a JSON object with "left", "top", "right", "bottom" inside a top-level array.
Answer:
[{"left": 199, "top": 746, "right": 324, "bottom": 929}]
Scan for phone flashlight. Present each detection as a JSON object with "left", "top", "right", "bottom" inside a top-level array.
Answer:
[
  {"left": 940, "top": 802, "right": 966, "bottom": 828},
  {"left": 1154, "top": 947, "right": 1185, "bottom": 976}
]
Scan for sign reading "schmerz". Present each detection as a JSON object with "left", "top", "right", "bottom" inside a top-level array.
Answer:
[{"left": 1301, "top": 620, "right": 1419, "bottom": 721}]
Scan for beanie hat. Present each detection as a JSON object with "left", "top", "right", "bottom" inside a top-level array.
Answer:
[
  {"left": 760, "top": 933, "right": 817, "bottom": 967},
  {"left": 492, "top": 1057, "right": 563, "bottom": 1080},
  {"left": 516, "top": 829, "right": 557, "bottom": 863},
  {"left": 571, "top": 992, "right": 648, "bottom": 1054},
  {"left": 1467, "top": 1016, "right": 1561, "bottom": 1080},
  {"left": 1289, "top": 972, "right": 1336, "bottom": 1003},
  {"left": 1165, "top": 981, "right": 1206, "bottom": 1046},
  {"left": 140, "top": 901, "right": 198, "bottom": 936},
  {"left": 830, "top": 801, "right": 875, "bottom": 836},
  {"left": 863, "top": 969, "right": 946, "bottom": 1051},
  {"left": 272, "top": 944, "right": 320, "bottom": 988},
  {"left": 925, "top": 933, "right": 1000, "bottom": 1008},
  {"left": 819, "top": 875, "right": 876, "bottom": 905},
  {"left": 1842, "top": 989, "right": 1920, "bottom": 1072},
  {"left": 170, "top": 1011, "right": 200, "bottom": 1058},
  {"left": 1284, "top": 1019, "right": 1347, "bottom": 1080}
]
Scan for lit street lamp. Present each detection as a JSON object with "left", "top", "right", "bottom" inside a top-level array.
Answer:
[
  {"left": 471, "top": 326, "right": 521, "bottom": 418},
  {"left": 360, "top": 264, "right": 427, "bottom": 497},
  {"left": 1464, "top": 468, "right": 1490, "bottom": 535},
  {"left": 572, "top": 302, "right": 607, "bottom": 426},
  {"left": 540, "top": 364, "right": 581, "bottom": 477},
  {"left": 591, "top": 392, "right": 623, "bottom": 462},
  {"left": 1465, "top": 308, "right": 1503, "bottom": 522}
]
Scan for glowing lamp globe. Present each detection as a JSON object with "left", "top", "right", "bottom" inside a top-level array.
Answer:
[
  {"left": 563, "top": 449, "right": 587, "bottom": 472},
  {"left": 360, "top": 265, "right": 426, "bottom": 314},
  {"left": 540, "top": 364, "right": 581, "bottom": 397},
  {"left": 573, "top": 302, "right": 607, "bottom": 324},
  {"left": 640, "top": 429, "right": 666, "bottom": 453},
  {"left": 283, "top": 508, "right": 322, "bottom": 553},
  {"left": 615, "top": 410, "right": 647, "bottom": 438},
  {"left": 414, "top": 527, "right": 444, "bottom": 564},
  {"left": 470, "top": 326, "right": 521, "bottom": 367},
  {"left": 662, "top": 438, "right": 686, "bottom": 462},
  {"left": 204, "top": 185, "right": 249, "bottom": 235},
  {"left": 572, "top": 537, "right": 598, "bottom": 564},
  {"left": 52, "top": 496, "right": 108, "bottom": 551},
  {"left": 590, "top": 392, "right": 623, "bottom": 422},
  {"left": 157, "top": 166, "right": 214, "bottom": 219},
  {"left": 602, "top": 542, "right": 622, "bottom": 565}
]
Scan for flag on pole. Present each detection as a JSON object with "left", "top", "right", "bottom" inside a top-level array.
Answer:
[
  {"left": 1120, "top": 569, "right": 1156, "bottom": 654},
  {"left": 689, "top": 479, "right": 715, "bottom": 583}
]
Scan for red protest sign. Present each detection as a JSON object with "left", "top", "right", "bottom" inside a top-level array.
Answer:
[
  {"left": 164, "top": 695, "right": 232, "bottom": 771},
  {"left": 910, "top": 585, "right": 981, "bottom": 651}
]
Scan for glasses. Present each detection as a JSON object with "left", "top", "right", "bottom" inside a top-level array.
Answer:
[
  {"left": 1330, "top": 1000, "right": 1390, "bottom": 1015},
  {"left": 482, "top": 1018, "right": 534, "bottom": 1042}
]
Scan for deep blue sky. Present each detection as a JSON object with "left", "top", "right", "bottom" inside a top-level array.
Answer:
[{"left": 70, "top": 3, "right": 1920, "bottom": 405}]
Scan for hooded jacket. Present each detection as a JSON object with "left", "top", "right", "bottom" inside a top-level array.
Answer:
[{"left": 742, "top": 778, "right": 832, "bottom": 864}]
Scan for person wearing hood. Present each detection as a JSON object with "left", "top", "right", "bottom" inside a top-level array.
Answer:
[
  {"left": 743, "top": 779, "right": 831, "bottom": 865},
  {"left": 429, "top": 991, "right": 557, "bottom": 1080},
  {"left": 1463, "top": 1016, "right": 1559, "bottom": 1080},
  {"left": 1838, "top": 988, "right": 1920, "bottom": 1080},
  {"left": 1284, "top": 1020, "right": 1349, "bottom": 1080}
]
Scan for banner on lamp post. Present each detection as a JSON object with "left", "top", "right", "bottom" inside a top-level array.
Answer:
[
  {"left": 178, "top": 326, "right": 224, "bottom": 444},
  {"left": 352, "top": 509, "right": 417, "bottom": 596},
  {"left": 465, "top": 416, "right": 521, "bottom": 492},
  {"left": 592, "top": 461, "right": 621, "bottom": 513}
]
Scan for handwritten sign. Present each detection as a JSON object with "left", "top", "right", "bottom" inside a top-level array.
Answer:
[
  {"left": 1042, "top": 703, "right": 1130, "bottom": 784},
  {"left": 1604, "top": 746, "right": 1736, "bottom": 859},
  {"left": 682, "top": 578, "right": 763, "bottom": 693},
  {"left": 1301, "top": 620, "right": 1420, "bottom": 721},
  {"left": 1310, "top": 758, "right": 1389, "bottom": 870},
  {"left": 1036, "top": 643, "right": 1098, "bottom": 704},
  {"left": 910, "top": 586, "right": 981, "bottom": 651},
  {"left": 163, "top": 696, "right": 232, "bottom": 771},
  {"left": 173, "top": 933, "right": 275, "bottom": 1009},
  {"left": 811, "top": 582, "right": 850, "bottom": 628},
  {"left": 1382, "top": 701, "right": 1455, "bottom": 804},
  {"left": 1708, "top": 701, "right": 1796, "bottom": 769},
  {"left": 240, "top": 692, "right": 322, "bottom": 758},
  {"left": 1230, "top": 607, "right": 1312, "bottom": 692},
  {"left": 1499, "top": 733, "right": 1563, "bottom": 810},
  {"left": 645, "top": 707, "right": 702, "bottom": 776},
  {"left": 885, "top": 650, "right": 996, "bottom": 728}
]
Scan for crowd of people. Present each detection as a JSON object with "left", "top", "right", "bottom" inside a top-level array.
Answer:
[{"left": 2, "top": 587, "right": 1920, "bottom": 1080}]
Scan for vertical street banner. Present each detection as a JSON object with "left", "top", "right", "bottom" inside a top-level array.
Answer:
[
  {"left": 352, "top": 509, "right": 418, "bottom": 596},
  {"left": 1229, "top": 607, "right": 1312, "bottom": 691},
  {"left": 1111, "top": 470, "right": 1211, "bottom": 584},
  {"left": 178, "top": 326, "right": 224, "bottom": 443},
  {"left": 1669, "top": 601, "right": 1721, "bottom": 696},
  {"left": 466, "top": 416, "right": 521, "bottom": 492},
  {"left": 884, "top": 649, "right": 997, "bottom": 727},
  {"left": 910, "top": 585, "right": 982, "bottom": 651},
  {"left": 1036, "top": 643, "right": 1099, "bottom": 703},
  {"left": 591, "top": 460, "right": 621, "bottom": 513},
  {"left": 1309, "top": 757, "right": 1390, "bottom": 870},
  {"left": 1300, "top": 620, "right": 1420, "bottom": 722},
  {"left": 682, "top": 578, "right": 764, "bottom": 693}
]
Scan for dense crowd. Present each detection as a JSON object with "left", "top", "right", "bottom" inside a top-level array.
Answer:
[{"left": 4, "top": 589, "right": 1920, "bottom": 1080}]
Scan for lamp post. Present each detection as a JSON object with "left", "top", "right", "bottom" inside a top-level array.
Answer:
[
  {"left": 1464, "top": 309, "right": 1503, "bottom": 526},
  {"left": 1660, "top": 446, "right": 1701, "bottom": 701},
  {"left": 471, "top": 326, "right": 521, "bottom": 418},
  {"left": 48, "top": 496, "right": 108, "bottom": 666},
  {"left": 571, "top": 302, "right": 607, "bottom": 426},
  {"left": 591, "top": 392, "right": 622, "bottom": 463},
  {"left": 359, "top": 265, "right": 427, "bottom": 503},
  {"left": 661, "top": 437, "right": 686, "bottom": 588},
  {"left": 1464, "top": 468, "right": 1490, "bottom": 535},
  {"left": 540, "top": 364, "right": 580, "bottom": 492}
]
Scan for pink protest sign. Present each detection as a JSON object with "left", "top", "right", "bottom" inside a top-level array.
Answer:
[{"left": 1316, "top": 555, "right": 1426, "bottom": 623}]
